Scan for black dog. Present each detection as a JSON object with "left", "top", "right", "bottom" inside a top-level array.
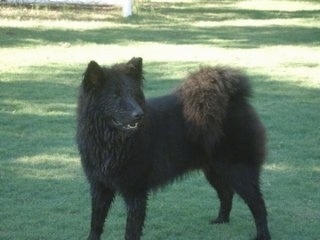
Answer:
[{"left": 76, "top": 57, "right": 270, "bottom": 240}]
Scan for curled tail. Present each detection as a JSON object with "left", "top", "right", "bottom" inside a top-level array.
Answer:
[{"left": 177, "top": 66, "right": 251, "bottom": 146}]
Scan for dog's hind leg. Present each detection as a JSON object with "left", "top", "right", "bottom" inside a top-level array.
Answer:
[
  {"left": 229, "top": 166, "right": 271, "bottom": 240},
  {"left": 88, "top": 183, "right": 115, "bottom": 240},
  {"left": 204, "top": 168, "right": 234, "bottom": 224},
  {"left": 124, "top": 193, "right": 148, "bottom": 240}
]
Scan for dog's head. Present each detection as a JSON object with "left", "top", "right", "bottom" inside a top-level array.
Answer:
[{"left": 80, "top": 57, "right": 145, "bottom": 132}]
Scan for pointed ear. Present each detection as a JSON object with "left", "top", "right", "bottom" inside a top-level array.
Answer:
[
  {"left": 127, "top": 57, "right": 143, "bottom": 79},
  {"left": 83, "top": 61, "right": 104, "bottom": 87}
]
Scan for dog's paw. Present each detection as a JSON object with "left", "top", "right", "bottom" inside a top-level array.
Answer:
[
  {"left": 253, "top": 233, "right": 271, "bottom": 240},
  {"left": 210, "top": 217, "right": 230, "bottom": 224}
]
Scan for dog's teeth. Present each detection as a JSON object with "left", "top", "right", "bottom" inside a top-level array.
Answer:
[{"left": 127, "top": 123, "right": 138, "bottom": 129}]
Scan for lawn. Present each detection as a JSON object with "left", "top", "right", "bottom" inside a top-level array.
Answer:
[{"left": 0, "top": 0, "right": 319, "bottom": 239}]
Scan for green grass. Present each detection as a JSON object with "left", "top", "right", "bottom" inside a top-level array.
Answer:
[{"left": 0, "top": 0, "right": 319, "bottom": 239}]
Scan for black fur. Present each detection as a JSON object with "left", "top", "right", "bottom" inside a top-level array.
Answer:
[{"left": 76, "top": 57, "right": 271, "bottom": 240}]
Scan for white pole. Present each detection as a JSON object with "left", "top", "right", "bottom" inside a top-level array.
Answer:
[{"left": 122, "top": 0, "right": 133, "bottom": 17}]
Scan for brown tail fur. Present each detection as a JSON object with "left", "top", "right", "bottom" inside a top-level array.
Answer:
[{"left": 177, "top": 66, "right": 251, "bottom": 145}]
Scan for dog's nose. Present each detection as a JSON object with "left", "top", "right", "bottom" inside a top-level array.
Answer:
[{"left": 131, "top": 110, "right": 144, "bottom": 120}]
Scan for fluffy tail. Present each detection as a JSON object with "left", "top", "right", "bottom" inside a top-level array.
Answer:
[{"left": 177, "top": 66, "right": 251, "bottom": 146}]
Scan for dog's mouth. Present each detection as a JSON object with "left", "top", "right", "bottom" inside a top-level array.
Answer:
[
  {"left": 123, "top": 122, "right": 139, "bottom": 130},
  {"left": 112, "top": 120, "right": 140, "bottom": 131}
]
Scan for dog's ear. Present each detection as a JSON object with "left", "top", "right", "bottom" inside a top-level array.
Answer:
[
  {"left": 127, "top": 57, "right": 143, "bottom": 80},
  {"left": 83, "top": 61, "right": 104, "bottom": 87}
]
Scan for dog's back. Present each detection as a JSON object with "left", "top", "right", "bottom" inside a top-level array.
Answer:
[
  {"left": 141, "top": 66, "right": 265, "bottom": 189},
  {"left": 142, "top": 94, "right": 197, "bottom": 188}
]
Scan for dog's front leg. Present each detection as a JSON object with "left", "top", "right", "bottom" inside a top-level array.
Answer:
[
  {"left": 124, "top": 193, "right": 148, "bottom": 240},
  {"left": 87, "top": 183, "right": 115, "bottom": 240}
]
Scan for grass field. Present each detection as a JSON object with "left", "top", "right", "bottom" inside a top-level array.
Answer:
[{"left": 0, "top": 0, "right": 320, "bottom": 239}]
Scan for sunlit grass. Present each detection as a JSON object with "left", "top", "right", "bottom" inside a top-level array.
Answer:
[
  {"left": 1, "top": 0, "right": 319, "bottom": 89},
  {"left": 192, "top": 18, "right": 319, "bottom": 27},
  {"left": 236, "top": 0, "right": 320, "bottom": 11},
  {"left": 0, "top": 4, "right": 122, "bottom": 21},
  {"left": 1, "top": 44, "right": 319, "bottom": 90}
]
